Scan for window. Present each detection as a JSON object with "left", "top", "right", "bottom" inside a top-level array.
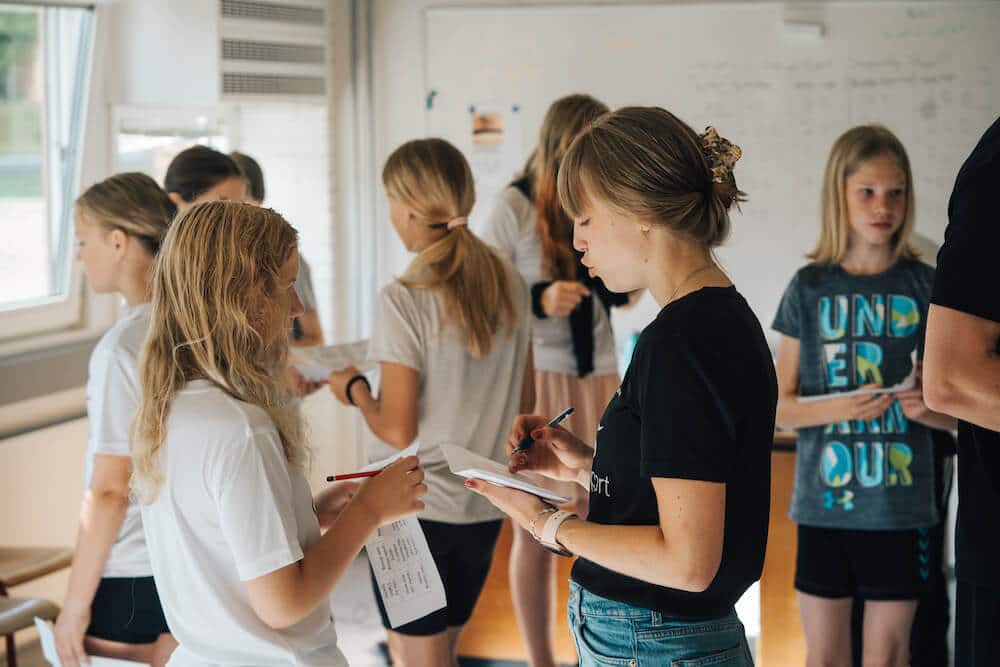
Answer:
[
  {"left": 0, "top": 3, "right": 93, "bottom": 338},
  {"left": 114, "top": 107, "right": 229, "bottom": 182}
]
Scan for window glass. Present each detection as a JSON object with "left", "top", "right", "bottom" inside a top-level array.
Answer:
[{"left": 0, "top": 4, "right": 92, "bottom": 311}]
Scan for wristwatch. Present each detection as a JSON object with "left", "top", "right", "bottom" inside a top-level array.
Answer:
[{"left": 538, "top": 509, "right": 577, "bottom": 557}]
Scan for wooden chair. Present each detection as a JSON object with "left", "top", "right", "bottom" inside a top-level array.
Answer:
[
  {"left": 0, "top": 597, "right": 59, "bottom": 667},
  {"left": 0, "top": 547, "right": 73, "bottom": 667}
]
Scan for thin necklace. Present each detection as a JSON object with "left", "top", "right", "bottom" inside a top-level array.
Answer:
[{"left": 665, "top": 263, "right": 717, "bottom": 305}]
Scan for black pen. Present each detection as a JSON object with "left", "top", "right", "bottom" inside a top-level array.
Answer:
[{"left": 511, "top": 406, "right": 574, "bottom": 456}]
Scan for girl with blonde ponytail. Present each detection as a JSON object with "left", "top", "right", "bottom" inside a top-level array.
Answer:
[
  {"left": 54, "top": 173, "right": 177, "bottom": 667},
  {"left": 133, "top": 201, "right": 426, "bottom": 667},
  {"left": 329, "top": 138, "right": 534, "bottom": 666}
]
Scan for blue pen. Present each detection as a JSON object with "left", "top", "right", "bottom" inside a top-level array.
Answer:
[{"left": 511, "top": 407, "right": 575, "bottom": 456}]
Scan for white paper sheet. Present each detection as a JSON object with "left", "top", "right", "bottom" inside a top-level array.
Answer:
[
  {"left": 797, "top": 352, "right": 918, "bottom": 404},
  {"left": 366, "top": 517, "right": 446, "bottom": 628},
  {"left": 357, "top": 442, "right": 419, "bottom": 474},
  {"left": 440, "top": 444, "right": 571, "bottom": 504},
  {"left": 34, "top": 618, "right": 148, "bottom": 667},
  {"left": 294, "top": 339, "right": 373, "bottom": 382}
]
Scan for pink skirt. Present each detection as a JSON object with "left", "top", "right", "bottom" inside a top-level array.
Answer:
[{"left": 531, "top": 369, "right": 621, "bottom": 509}]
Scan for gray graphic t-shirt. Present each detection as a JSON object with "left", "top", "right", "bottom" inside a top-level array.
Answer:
[{"left": 773, "top": 260, "right": 938, "bottom": 530}]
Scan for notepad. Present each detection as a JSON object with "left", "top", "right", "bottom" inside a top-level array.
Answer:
[
  {"left": 440, "top": 444, "right": 571, "bottom": 504},
  {"left": 34, "top": 617, "right": 148, "bottom": 666}
]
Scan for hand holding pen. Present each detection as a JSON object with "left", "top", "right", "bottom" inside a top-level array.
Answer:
[
  {"left": 511, "top": 407, "right": 575, "bottom": 455},
  {"left": 506, "top": 409, "right": 595, "bottom": 485}
]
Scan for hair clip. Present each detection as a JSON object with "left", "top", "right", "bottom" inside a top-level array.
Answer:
[{"left": 700, "top": 127, "right": 742, "bottom": 183}]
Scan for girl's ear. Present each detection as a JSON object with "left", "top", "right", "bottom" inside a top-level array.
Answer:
[
  {"left": 108, "top": 227, "right": 129, "bottom": 257},
  {"left": 167, "top": 191, "right": 185, "bottom": 207}
]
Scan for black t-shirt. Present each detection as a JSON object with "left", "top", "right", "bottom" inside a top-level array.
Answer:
[
  {"left": 571, "top": 286, "right": 777, "bottom": 619},
  {"left": 931, "top": 116, "right": 1000, "bottom": 591}
]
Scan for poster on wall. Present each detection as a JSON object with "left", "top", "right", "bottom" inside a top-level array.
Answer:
[{"left": 467, "top": 103, "right": 524, "bottom": 230}]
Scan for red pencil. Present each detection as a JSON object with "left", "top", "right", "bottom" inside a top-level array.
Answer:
[{"left": 326, "top": 469, "right": 383, "bottom": 482}]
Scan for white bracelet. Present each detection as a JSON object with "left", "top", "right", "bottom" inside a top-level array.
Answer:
[
  {"left": 529, "top": 507, "right": 557, "bottom": 541},
  {"left": 538, "top": 509, "right": 577, "bottom": 557}
]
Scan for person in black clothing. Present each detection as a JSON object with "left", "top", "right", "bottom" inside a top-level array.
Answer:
[
  {"left": 467, "top": 107, "right": 776, "bottom": 666},
  {"left": 924, "top": 116, "right": 1000, "bottom": 667}
]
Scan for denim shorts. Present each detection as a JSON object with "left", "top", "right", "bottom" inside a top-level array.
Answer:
[{"left": 567, "top": 580, "right": 754, "bottom": 666}]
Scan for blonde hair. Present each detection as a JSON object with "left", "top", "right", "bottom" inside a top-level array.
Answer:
[
  {"left": 810, "top": 125, "right": 917, "bottom": 264},
  {"left": 558, "top": 106, "right": 745, "bottom": 247},
  {"left": 132, "top": 201, "right": 305, "bottom": 502},
  {"left": 526, "top": 94, "right": 609, "bottom": 280},
  {"left": 76, "top": 172, "right": 176, "bottom": 254},
  {"left": 382, "top": 138, "right": 518, "bottom": 357}
]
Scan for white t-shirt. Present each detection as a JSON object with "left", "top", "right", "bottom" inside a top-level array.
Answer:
[
  {"left": 477, "top": 185, "right": 618, "bottom": 375},
  {"left": 84, "top": 302, "right": 152, "bottom": 578},
  {"left": 140, "top": 381, "right": 346, "bottom": 667},
  {"left": 367, "top": 260, "right": 532, "bottom": 524}
]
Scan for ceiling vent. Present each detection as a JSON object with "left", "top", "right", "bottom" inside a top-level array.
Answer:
[{"left": 219, "top": 0, "right": 327, "bottom": 101}]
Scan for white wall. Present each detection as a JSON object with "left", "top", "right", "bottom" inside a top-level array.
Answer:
[
  {"left": 109, "top": 0, "right": 220, "bottom": 108},
  {"left": 366, "top": 0, "right": 996, "bottom": 358}
]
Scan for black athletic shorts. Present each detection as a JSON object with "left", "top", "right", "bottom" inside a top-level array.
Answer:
[
  {"left": 371, "top": 519, "right": 502, "bottom": 636},
  {"left": 87, "top": 576, "right": 170, "bottom": 644},
  {"left": 795, "top": 524, "right": 934, "bottom": 601}
]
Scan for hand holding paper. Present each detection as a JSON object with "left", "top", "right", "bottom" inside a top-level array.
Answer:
[
  {"left": 441, "top": 444, "right": 570, "bottom": 504},
  {"left": 294, "top": 339, "right": 372, "bottom": 383},
  {"left": 34, "top": 618, "right": 148, "bottom": 666}
]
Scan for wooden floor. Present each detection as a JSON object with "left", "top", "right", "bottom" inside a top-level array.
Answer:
[
  {"left": 459, "top": 520, "right": 577, "bottom": 663},
  {"left": 460, "top": 449, "right": 806, "bottom": 666},
  {"left": 759, "top": 450, "right": 806, "bottom": 665}
]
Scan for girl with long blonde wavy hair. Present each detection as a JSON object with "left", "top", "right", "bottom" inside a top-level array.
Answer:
[
  {"left": 54, "top": 173, "right": 177, "bottom": 667},
  {"left": 133, "top": 201, "right": 426, "bottom": 667},
  {"left": 329, "top": 138, "right": 534, "bottom": 667}
]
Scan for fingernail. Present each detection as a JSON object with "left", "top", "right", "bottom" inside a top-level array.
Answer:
[
  {"left": 531, "top": 430, "right": 543, "bottom": 438},
  {"left": 464, "top": 480, "right": 474, "bottom": 488}
]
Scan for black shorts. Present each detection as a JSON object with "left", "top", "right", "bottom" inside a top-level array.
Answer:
[
  {"left": 371, "top": 519, "right": 502, "bottom": 636},
  {"left": 87, "top": 576, "right": 170, "bottom": 644},
  {"left": 795, "top": 524, "right": 934, "bottom": 601}
]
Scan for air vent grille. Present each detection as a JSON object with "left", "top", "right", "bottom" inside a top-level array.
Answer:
[
  {"left": 222, "top": 39, "right": 324, "bottom": 64},
  {"left": 220, "top": 0, "right": 324, "bottom": 25},
  {"left": 222, "top": 72, "right": 326, "bottom": 96}
]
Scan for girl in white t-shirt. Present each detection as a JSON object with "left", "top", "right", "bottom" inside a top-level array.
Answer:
[
  {"left": 54, "top": 173, "right": 177, "bottom": 667},
  {"left": 328, "top": 138, "right": 534, "bottom": 667},
  {"left": 131, "top": 201, "right": 427, "bottom": 667}
]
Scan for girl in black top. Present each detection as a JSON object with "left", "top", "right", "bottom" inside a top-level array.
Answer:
[{"left": 467, "top": 107, "right": 777, "bottom": 666}]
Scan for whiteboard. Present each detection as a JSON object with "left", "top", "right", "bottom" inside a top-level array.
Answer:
[{"left": 425, "top": 2, "right": 1000, "bottom": 351}]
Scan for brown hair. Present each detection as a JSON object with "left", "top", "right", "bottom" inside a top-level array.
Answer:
[
  {"left": 133, "top": 201, "right": 304, "bottom": 501},
  {"left": 75, "top": 172, "right": 176, "bottom": 254},
  {"left": 525, "top": 94, "right": 609, "bottom": 280},
  {"left": 809, "top": 125, "right": 917, "bottom": 264},
  {"left": 558, "top": 106, "right": 745, "bottom": 247},
  {"left": 382, "top": 138, "right": 518, "bottom": 357}
]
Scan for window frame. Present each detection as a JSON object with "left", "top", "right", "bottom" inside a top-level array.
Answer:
[{"left": 0, "top": 3, "right": 96, "bottom": 342}]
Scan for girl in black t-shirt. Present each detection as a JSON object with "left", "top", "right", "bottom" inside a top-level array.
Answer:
[{"left": 467, "top": 107, "right": 777, "bottom": 666}]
